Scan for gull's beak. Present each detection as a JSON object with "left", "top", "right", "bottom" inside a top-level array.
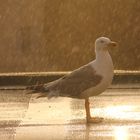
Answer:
[{"left": 108, "top": 41, "right": 117, "bottom": 47}]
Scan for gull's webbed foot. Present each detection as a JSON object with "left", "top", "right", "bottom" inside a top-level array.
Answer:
[{"left": 87, "top": 117, "right": 104, "bottom": 123}]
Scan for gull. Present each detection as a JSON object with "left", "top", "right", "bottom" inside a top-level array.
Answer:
[{"left": 26, "top": 37, "right": 117, "bottom": 123}]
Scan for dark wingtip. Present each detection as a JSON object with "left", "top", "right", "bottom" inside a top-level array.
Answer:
[
  {"left": 36, "top": 94, "right": 47, "bottom": 99},
  {"left": 26, "top": 84, "right": 45, "bottom": 90},
  {"left": 26, "top": 85, "right": 35, "bottom": 90},
  {"left": 26, "top": 90, "right": 38, "bottom": 95}
]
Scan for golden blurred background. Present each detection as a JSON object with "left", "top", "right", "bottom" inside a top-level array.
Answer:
[{"left": 0, "top": 0, "right": 139, "bottom": 72}]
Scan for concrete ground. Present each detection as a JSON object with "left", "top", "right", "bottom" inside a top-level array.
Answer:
[{"left": 0, "top": 84, "right": 140, "bottom": 140}]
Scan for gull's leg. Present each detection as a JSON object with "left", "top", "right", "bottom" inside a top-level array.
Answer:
[
  {"left": 85, "top": 98, "right": 91, "bottom": 121},
  {"left": 85, "top": 98, "right": 103, "bottom": 123}
]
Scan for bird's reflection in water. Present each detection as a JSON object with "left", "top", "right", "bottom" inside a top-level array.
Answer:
[{"left": 114, "top": 126, "right": 129, "bottom": 140}]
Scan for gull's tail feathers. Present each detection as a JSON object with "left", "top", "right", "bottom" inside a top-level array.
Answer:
[
  {"left": 26, "top": 82, "right": 59, "bottom": 99},
  {"left": 26, "top": 83, "right": 49, "bottom": 99},
  {"left": 26, "top": 83, "right": 45, "bottom": 91}
]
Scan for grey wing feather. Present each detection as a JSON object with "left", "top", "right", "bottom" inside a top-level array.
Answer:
[{"left": 45, "top": 64, "right": 102, "bottom": 98}]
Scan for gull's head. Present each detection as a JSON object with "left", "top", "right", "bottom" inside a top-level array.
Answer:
[{"left": 95, "top": 37, "right": 117, "bottom": 52}]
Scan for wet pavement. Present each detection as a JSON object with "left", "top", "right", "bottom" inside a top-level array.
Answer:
[{"left": 0, "top": 85, "right": 140, "bottom": 140}]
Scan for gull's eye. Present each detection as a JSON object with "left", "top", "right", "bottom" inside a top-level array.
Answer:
[{"left": 100, "top": 40, "right": 104, "bottom": 43}]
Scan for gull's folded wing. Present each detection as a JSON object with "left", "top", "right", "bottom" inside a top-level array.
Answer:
[{"left": 44, "top": 64, "right": 102, "bottom": 98}]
